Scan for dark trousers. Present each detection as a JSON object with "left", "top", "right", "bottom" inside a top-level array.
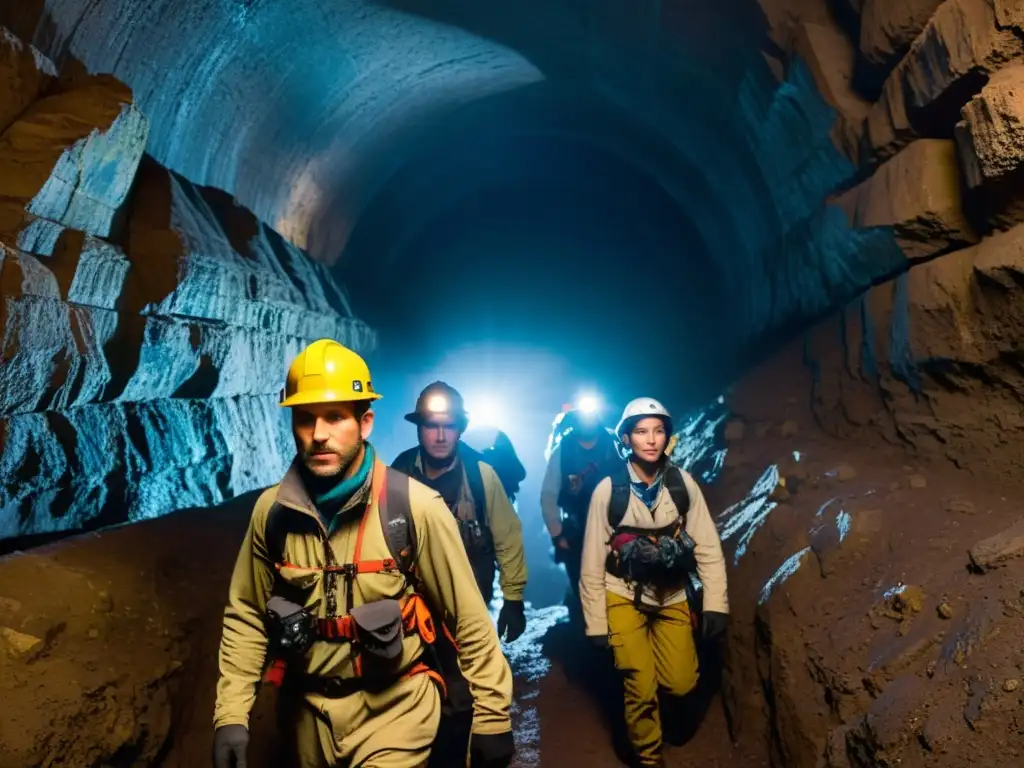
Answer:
[
  {"left": 555, "top": 542, "right": 584, "bottom": 622},
  {"left": 470, "top": 555, "right": 496, "bottom": 606}
]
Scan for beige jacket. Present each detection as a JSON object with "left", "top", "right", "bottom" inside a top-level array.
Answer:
[
  {"left": 399, "top": 451, "right": 528, "bottom": 601},
  {"left": 579, "top": 468, "right": 729, "bottom": 637},
  {"left": 213, "top": 457, "right": 513, "bottom": 734},
  {"left": 539, "top": 443, "right": 564, "bottom": 537}
]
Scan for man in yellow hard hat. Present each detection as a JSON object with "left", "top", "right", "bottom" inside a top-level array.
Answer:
[
  {"left": 212, "top": 340, "right": 516, "bottom": 768},
  {"left": 392, "top": 382, "right": 528, "bottom": 641}
]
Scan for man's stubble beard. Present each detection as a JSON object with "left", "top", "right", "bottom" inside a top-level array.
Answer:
[{"left": 301, "top": 439, "right": 363, "bottom": 478}]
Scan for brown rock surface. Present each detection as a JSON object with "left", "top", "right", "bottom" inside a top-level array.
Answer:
[
  {"left": 858, "top": 0, "right": 945, "bottom": 87},
  {"left": 0, "top": 75, "right": 147, "bottom": 243},
  {"left": 956, "top": 65, "right": 1024, "bottom": 228},
  {"left": 969, "top": 518, "right": 1024, "bottom": 570},
  {"left": 792, "top": 21, "right": 870, "bottom": 123},
  {"left": 834, "top": 139, "right": 977, "bottom": 261},
  {"left": 710, "top": 341, "right": 1024, "bottom": 768},
  {"left": 0, "top": 26, "right": 55, "bottom": 134},
  {"left": 806, "top": 221, "right": 1024, "bottom": 482},
  {"left": 862, "top": 0, "right": 1024, "bottom": 164}
]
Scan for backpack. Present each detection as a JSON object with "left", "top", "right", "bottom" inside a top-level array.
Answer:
[
  {"left": 606, "top": 464, "right": 702, "bottom": 621},
  {"left": 391, "top": 442, "right": 488, "bottom": 527},
  {"left": 607, "top": 464, "right": 691, "bottom": 529},
  {"left": 557, "top": 431, "right": 620, "bottom": 515}
]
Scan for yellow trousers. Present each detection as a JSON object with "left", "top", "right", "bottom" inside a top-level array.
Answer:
[
  {"left": 606, "top": 592, "right": 699, "bottom": 766},
  {"left": 285, "top": 672, "right": 442, "bottom": 767}
]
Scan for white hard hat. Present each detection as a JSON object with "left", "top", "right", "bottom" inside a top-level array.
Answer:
[{"left": 616, "top": 397, "right": 672, "bottom": 437}]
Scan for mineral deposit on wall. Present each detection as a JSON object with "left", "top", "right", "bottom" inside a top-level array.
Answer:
[{"left": 0, "top": 28, "right": 374, "bottom": 544}]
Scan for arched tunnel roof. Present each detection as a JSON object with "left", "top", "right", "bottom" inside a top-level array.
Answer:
[{"left": 4, "top": 0, "right": 898, "bottom": 398}]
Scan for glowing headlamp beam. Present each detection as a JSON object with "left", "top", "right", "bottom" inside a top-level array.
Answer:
[
  {"left": 426, "top": 395, "right": 449, "bottom": 412},
  {"left": 577, "top": 395, "right": 600, "bottom": 415}
]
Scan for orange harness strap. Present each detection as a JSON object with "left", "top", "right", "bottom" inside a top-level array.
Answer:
[
  {"left": 314, "top": 593, "right": 437, "bottom": 643},
  {"left": 404, "top": 660, "right": 447, "bottom": 699},
  {"left": 263, "top": 468, "right": 450, "bottom": 690}
]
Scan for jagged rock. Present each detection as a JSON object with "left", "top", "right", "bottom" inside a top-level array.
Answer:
[
  {"left": 956, "top": 65, "right": 1024, "bottom": 229},
  {"left": 993, "top": 0, "right": 1024, "bottom": 29},
  {"left": 0, "top": 27, "right": 55, "bottom": 135},
  {"left": 858, "top": 0, "right": 945, "bottom": 90},
  {"left": 808, "top": 221, "right": 1024, "bottom": 481},
  {"left": 890, "top": 585, "right": 925, "bottom": 614},
  {"left": 835, "top": 139, "right": 978, "bottom": 261},
  {"left": 0, "top": 76, "right": 148, "bottom": 243},
  {"left": 968, "top": 518, "right": 1024, "bottom": 571},
  {"left": 792, "top": 21, "right": 870, "bottom": 124},
  {"left": 862, "top": 0, "right": 1024, "bottom": 164},
  {"left": 845, "top": 675, "right": 923, "bottom": 759},
  {"left": 0, "top": 57, "right": 374, "bottom": 543},
  {"left": 0, "top": 626, "right": 43, "bottom": 657}
]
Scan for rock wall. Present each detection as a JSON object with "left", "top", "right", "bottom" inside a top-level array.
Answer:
[
  {"left": 708, "top": 339, "right": 1024, "bottom": 768},
  {"left": 0, "top": 494, "right": 288, "bottom": 768},
  {"left": 750, "top": 0, "right": 1024, "bottom": 483},
  {"left": 0, "top": 29, "right": 374, "bottom": 548}
]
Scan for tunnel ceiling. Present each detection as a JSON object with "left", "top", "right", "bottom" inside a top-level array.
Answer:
[
  {"left": 6, "top": 3, "right": 779, "bottom": 264},
  {"left": 1, "top": 0, "right": 887, "bottom": 395}
]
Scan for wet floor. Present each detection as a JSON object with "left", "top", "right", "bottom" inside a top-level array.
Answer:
[{"left": 497, "top": 602, "right": 769, "bottom": 768}]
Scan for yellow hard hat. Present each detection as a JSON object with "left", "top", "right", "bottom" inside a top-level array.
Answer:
[{"left": 280, "top": 339, "right": 382, "bottom": 408}]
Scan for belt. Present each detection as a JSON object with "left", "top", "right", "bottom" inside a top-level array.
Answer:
[{"left": 301, "top": 659, "right": 447, "bottom": 699}]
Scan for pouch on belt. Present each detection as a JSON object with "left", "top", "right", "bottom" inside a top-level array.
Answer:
[{"left": 350, "top": 599, "right": 404, "bottom": 661}]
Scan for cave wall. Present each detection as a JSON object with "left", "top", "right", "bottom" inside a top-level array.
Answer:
[
  {"left": 746, "top": 0, "right": 1024, "bottom": 482},
  {"left": 708, "top": 3, "right": 1024, "bottom": 764},
  {"left": 0, "top": 29, "right": 374, "bottom": 546}
]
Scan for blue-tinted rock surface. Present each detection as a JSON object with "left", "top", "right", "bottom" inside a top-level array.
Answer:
[{"left": 0, "top": 35, "right": 373, "bottom": 544}]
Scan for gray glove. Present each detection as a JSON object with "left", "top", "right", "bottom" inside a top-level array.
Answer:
[{"left": 213, "top": 724, "right": 248, "bottom": 768}]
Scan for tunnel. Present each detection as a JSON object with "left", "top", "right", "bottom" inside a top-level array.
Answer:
[{"left": 3, "top": 0, "right": 1024, "bottom": 766}]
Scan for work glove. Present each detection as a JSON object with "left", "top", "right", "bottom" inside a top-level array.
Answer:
[
  {"left": 212, "top": 724, "right": 249, "bottom": 768},
  {"left": 702, "top": 611, "right": 729, "bottom": 641},
  {"left": 470, "top": 730, "right": 515, "bottom": 768},
  {"left": 589, "top": 634, "right": 609, "bottom": 650},
  {"left": 497, "top": 599, "right": 526, "bottom": 643}
]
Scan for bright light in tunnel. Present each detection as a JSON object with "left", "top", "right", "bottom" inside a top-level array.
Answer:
[
  {"left": 466, "top": 394, "right": 504, "bottom": 429},
  {"left": 576, "top": 394, "right": 600, "bottom": 415}
]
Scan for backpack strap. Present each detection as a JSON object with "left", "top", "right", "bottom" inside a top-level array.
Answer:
[
  {"left": 379, "top": 466, "right": 416, "bottom": 578},
  {"left": 607, "top": 464, "right": 690, "bottom": 530},
  {"left": 663, "top": 465, "right": 691, "bottom": 524},
  {"left": 607, "top": 465, "right": 632, "bottom": 529},
  {"left": 390, "top": 447, "right": 419, "bottom": 476},
  {"left": 457, "top": 442, "right": 488, "bottom": 526}
]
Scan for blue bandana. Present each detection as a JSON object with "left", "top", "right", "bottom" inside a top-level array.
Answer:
[{"left": 627, "top": 460, "right": 665, "bottom": 510}]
